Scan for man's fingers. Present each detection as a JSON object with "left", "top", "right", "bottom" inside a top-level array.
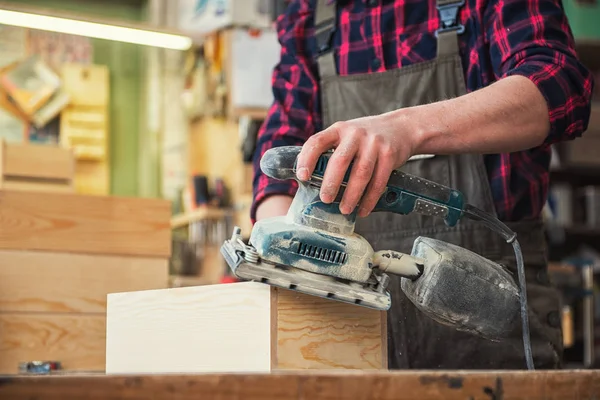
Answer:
[
  {"left": 339, "top": 139, "right": 378, "bottom": 214},
  {"left": 295, "top": 126, "right": 341, "bottom": 181},
  {"left": 357, "top": 151, "right": 394, "bottom": 217},
  {"left": 320, "top": 132, "right": 361, "bottom": 203}
]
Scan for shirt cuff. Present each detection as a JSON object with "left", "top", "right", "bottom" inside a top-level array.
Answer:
[
  {"left": 250, "top": 178, "right": 299, "bottom": 224},
  {"left": 504, "top": 60, "right": 593, "bottom": 146}
]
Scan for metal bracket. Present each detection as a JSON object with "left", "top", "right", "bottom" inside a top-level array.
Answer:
[{"left": 435, "top": 0, "right": 466, "bottom": 37}]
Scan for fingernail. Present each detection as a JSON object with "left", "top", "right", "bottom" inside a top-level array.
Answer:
[
  {"left": 297, "top": 167, "right": 308, "bottom": 181},
  {"left": 340, "top": 204, "right": 352, "bottom": 214},
  {"left": 358, "top": 207, "right": 368, "bottom": 217}
]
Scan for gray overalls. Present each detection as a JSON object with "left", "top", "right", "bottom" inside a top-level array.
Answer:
[{"left": 314, "top": 0, "right": 563, "bottom": 369}]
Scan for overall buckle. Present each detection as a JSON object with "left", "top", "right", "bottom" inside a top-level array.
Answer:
[
  {"left": 435, "top": 0, "right": 466, "bottom": 37},
  {"left": 315, "top": 22, "right": 335, "bottom": 56}
]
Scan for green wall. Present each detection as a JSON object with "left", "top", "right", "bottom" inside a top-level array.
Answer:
[
  {"left": 8, "top": 0, "right": 149, "bottom": 197},
  {"left": 563, "top": 0, "right": 600, "bottom": 40}
]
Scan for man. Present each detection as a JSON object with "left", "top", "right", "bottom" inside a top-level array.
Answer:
[{"left": 251, "top": 0, "right": 594, "bottom": 369}]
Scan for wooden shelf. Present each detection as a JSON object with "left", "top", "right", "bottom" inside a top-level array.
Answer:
[{"left": 170, "top": 207, "right": 234, "bottom": 229}]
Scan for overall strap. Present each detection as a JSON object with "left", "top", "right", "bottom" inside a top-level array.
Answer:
[
  {"left": 314, "top": 0, "right": 337, "bottom": 78},
  {"left": 435, "top": 0, "right": 465, "bottom": 58}
]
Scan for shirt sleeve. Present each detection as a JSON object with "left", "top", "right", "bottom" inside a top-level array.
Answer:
[
  {"left": 484, "top": 0, "right": 595, "bottom": 145},
  {"left": 250, "top": 2, "right": 322, "bottom": 222}
]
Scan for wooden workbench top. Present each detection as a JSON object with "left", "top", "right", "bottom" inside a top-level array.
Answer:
[{"left": 1, "top": 370, "right": 599, "bottom": 399}]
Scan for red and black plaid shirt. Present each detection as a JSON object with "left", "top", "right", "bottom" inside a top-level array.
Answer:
[{"left": 252, "top": 0, "right": 594, "bottom": 222}]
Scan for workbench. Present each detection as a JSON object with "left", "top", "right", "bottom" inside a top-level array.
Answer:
[{"left": 1, "top": 370, "right": 599, "bottom": 399}]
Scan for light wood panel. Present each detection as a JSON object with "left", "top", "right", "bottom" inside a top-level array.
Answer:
[
  {"left": 106, "top": 282, "right": 273, "bottom": 374},
  {"left": 0, "top": 189, "right": 171, "bottom": 257},
  {"left": 0, "top": 250, "right": 168, "bottom": 314},
  {"left": 0, "top": 313, "right": 106, "bottom": 374},
  {"left": 60, "top": 64, "right": 111, "bottom": 196},
  {"left": 71, "top": 159, "right": 110, "bottom": 195},
  {"left": 105, "top": 282, "right": 386, "bottom": 374},
  {"left": 2, "top": 370, "right": 600, "bottom": 400},
  {"left": 61, "top": 64, "right": 109, "bottom": 107}
]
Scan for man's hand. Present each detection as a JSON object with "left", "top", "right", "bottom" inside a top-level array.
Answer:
[
  {"left": 255, "top": 194, "right": 294, "bottom": 221},
  {"left": 294, "top": 75, "right": 551, "bottom": 219},
  {"left": 295, "top": 112, "right": 419, "bottom": 218}
]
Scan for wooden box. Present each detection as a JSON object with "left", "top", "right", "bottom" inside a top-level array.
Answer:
[
  {"left": 106, "top": 282, "right": 387, "bottom": 374},
  {"left": 0, "top": 189, "right": 172, "bottom": 374},
  {"left": 0, "top": 139, "right": 75, "bottom": 193}
]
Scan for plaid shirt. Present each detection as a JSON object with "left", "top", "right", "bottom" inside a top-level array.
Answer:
[{"left": 252, "top": 0, "right": 594, "bottom": 222}]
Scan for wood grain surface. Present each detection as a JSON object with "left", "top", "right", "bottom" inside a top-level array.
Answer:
[
  {"left": 0, "top": 313, "right": 106, "bottom": 374},
  {"left": 275, "top": 288, "right": 386, "bottom": 370},
  {"left": 1, "top": 370, "right": 599, "bottom": 400},
  {"left": 105, "top": 282, "right": 386, "bottom": 374},
  {"left": 0, "top": 250, "right": 169, "bottom": 313},
  {"left": 0, "top": 189, "right": 171, "bottom": 257}
]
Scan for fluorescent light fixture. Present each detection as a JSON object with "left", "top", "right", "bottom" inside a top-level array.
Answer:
[{"left": 0, "top": 8, "right": 193, "bottom": 51}]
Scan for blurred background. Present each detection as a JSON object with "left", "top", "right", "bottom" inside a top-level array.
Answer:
[{"left": 0, "top": 0, "right": 599, "bottom": 371}]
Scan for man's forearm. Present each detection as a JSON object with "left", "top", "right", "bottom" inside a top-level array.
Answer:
[{"left": 397, "top": 75, "right": 551, "bottom": 156}]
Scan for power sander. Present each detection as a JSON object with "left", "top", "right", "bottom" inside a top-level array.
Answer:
[{"left": 220, "top": 145, "right": 534, "bottom": 370}]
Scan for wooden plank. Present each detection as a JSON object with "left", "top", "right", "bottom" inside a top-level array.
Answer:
[
  {"left": 1, "top": 139, "right": 75, "bottom": 181},
  {"left": 0, "top": 249, "right": 169, "bottom": 313},
  {"left": 0, "top": 189, "right": 171, "bottom": 257},
  {"left": 1, "top": 370, "right": 600, "bottom": 400},
  {"left": 0, "top": 313, "right": 106, "bottom": 374},
  {"left": 105, "top": 282, "right": 386, "bottom": 374}
]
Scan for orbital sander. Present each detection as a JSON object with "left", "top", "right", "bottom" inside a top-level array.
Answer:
[{"left": 221, "top": 145, "right": 535, "bottom": 369}]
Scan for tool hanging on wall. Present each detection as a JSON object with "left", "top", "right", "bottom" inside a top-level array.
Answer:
[{"left": 239, "top": 115, "right": 263, "bottom": 163}]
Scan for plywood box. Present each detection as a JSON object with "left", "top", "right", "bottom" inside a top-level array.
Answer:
[
  {"left": 0, "top": 189, "right": 172, "bottom": 374},
  {"left": 106, "top": 282, "right": 387, "bottom": 374}
]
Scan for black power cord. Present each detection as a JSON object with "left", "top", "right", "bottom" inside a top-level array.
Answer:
[{"left": 464, "top": 204, "right": 534, "bottom": 371}]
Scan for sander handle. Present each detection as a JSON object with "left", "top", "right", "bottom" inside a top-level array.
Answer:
[{"left": 260, "top": 145, "right": 466, "bottom": 227}]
